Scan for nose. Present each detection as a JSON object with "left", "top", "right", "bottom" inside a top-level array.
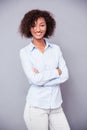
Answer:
[{"left": 34, "top": 25, "right": 40, "bottom": 31}]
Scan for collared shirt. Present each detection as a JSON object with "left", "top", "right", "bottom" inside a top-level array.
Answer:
[{"left": 19, "top": 40, "right": 69, "bottom": 109}]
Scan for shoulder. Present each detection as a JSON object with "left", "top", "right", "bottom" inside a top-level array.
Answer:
[
  {"left": 51, "top": 43, "right": 60, "bottom": 49},
  {"left": 50, "top": 43, "right": 62, "bottom": 52},
  {"left": 19, "top": 44, "right": 31, "bottom": 59},
  {"left": 48, "top": 42, "right": 63, "bottom": 56},
  {"left": 19, "top": 44, "right": 31, "bottom": 54}
]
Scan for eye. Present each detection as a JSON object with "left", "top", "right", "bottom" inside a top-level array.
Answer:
[{"left": 40, "top": 24, "right": 45, "bottom": 27}]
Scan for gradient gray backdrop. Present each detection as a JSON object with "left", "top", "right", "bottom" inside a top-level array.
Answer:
[{"left": 0, "top": 0, "right": 87, "bottom": 130}]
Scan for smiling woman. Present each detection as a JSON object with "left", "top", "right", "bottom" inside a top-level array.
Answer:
[
  {"left": 19, "top": 9, "right": 70, "bottom": 130},
  {"left": 30, "top": 17, "right": 47, "bottom": 40},
  {"left": 19, "top": 9, "right": 56, "bottom": 38},
  {"left": 30, "top": 17, "right": 47, "bottom": 53}
]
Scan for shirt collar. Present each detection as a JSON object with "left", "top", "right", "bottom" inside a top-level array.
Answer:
[
  {"left": 45, "top": 41, "right": 52, "bottom": 49},
  {"left": 29, "top": 42, "right": 36, "bottom": 51},
  {"left": 29, "top": 39, "right": 52, "bottom": 52}
]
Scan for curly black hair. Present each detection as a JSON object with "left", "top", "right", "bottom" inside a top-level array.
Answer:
[{"left": 19, "top": 9, "right": 56, "bottom": 38}]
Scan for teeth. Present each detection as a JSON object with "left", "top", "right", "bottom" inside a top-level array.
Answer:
[{"left": 36, "top": 33, "right": 42, "bottom": 35}]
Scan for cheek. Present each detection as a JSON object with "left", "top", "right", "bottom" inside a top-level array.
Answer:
[
  {"left": 30, "top": 28, "right": 33, "bottom": 33},
  {"left": 45, "top": 26, "right": 47, "bottom": 31},
  {"left": 43, "top": 27, "right": 47, "bottom": 33},
  {"left": 30, "top": 29, "right": 35, "bottom": 35}
]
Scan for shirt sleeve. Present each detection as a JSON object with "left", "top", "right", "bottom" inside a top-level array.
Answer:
[
  {"left": 19, "top": 49, "right": 60, "bottom": 86},
  {"left": 44, "top": 47, "right": 69, "bottom": 86}
]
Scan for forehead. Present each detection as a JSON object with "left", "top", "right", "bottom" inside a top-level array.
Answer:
[{"left": 35, "top": 17, "right": 46, "bottom": 23}]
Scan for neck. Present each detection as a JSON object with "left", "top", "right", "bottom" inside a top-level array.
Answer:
[
  {"left": 32, "top": 38, "right": 46, "bottom": 53},
  {"left": 32, "top": 39, "right": 46, "bottom": 48}
]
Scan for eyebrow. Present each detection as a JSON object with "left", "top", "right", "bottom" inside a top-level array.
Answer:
[
  {"left": 40, "top": 22, "right": 46, "bottom": 24},
  {"left": 34, "top": 21, "right": 46, "bottom": 26}
]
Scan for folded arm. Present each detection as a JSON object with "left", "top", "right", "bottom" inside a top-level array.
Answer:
[
  {"left": 19, "top": 49, "right": 60, "bottom": 86},
  {"left": 33, "top": 56, "right": 69, "bottom": 86},
  {"left": 44, "top": 50, "right": 69, "bottom": 86},
  {"left": 32, "top": 47, "right": 69, "bottom": 86}
]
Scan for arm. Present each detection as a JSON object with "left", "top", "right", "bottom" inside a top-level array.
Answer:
[
  {"left": 44, "top": 48, "right": 69, "bottom": 86},
  {"left": 19, "top": 49, "right": 60, "bottom": 86},
  {"left": 32, "top": 55, "right": 69, "bottom": 86},
  {"left": 44, "top": 66, "right": 69, "bottom": 86},
  {"left": 33, "top": 66, "right": 68, "bottom": 86},
  {"left": 33, "top": 68, "right": 63, "bottom": 86}
]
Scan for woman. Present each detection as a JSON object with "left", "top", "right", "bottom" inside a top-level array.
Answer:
[{"left": 19, "top": 9, "right": 70, "bottom": 130}]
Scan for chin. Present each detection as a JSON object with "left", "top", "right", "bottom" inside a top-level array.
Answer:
[{"left": 34, "top": 37, "right": 44, "bottom": 40}]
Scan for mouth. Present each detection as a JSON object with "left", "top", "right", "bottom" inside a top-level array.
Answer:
[{"left": 35, "top": 32, "right": 42, "bottom": 36}]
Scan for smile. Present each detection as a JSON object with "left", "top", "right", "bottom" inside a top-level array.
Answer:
[{"left": 35, "top": 32, "right": 42, "bottom": 36}]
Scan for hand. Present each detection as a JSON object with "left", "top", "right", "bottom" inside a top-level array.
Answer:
[
  {"left": 57, "top": 68, "right": 62, "bottom": 75},
  {"left": 32, "top": 68, "right": 39, "bottom": 73}
]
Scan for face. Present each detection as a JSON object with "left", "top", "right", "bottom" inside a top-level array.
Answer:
[{"left": 30, "top": 17, "right": 47, "bottom": 40}]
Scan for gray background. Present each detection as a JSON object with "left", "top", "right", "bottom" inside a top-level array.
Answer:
[{"left": 0, "top": 0, "right": 87, "bottom": 130}]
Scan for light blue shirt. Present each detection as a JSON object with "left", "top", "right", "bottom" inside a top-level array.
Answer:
[{"left": 19, "top": 40, "right": 69, "bottom": 109}]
